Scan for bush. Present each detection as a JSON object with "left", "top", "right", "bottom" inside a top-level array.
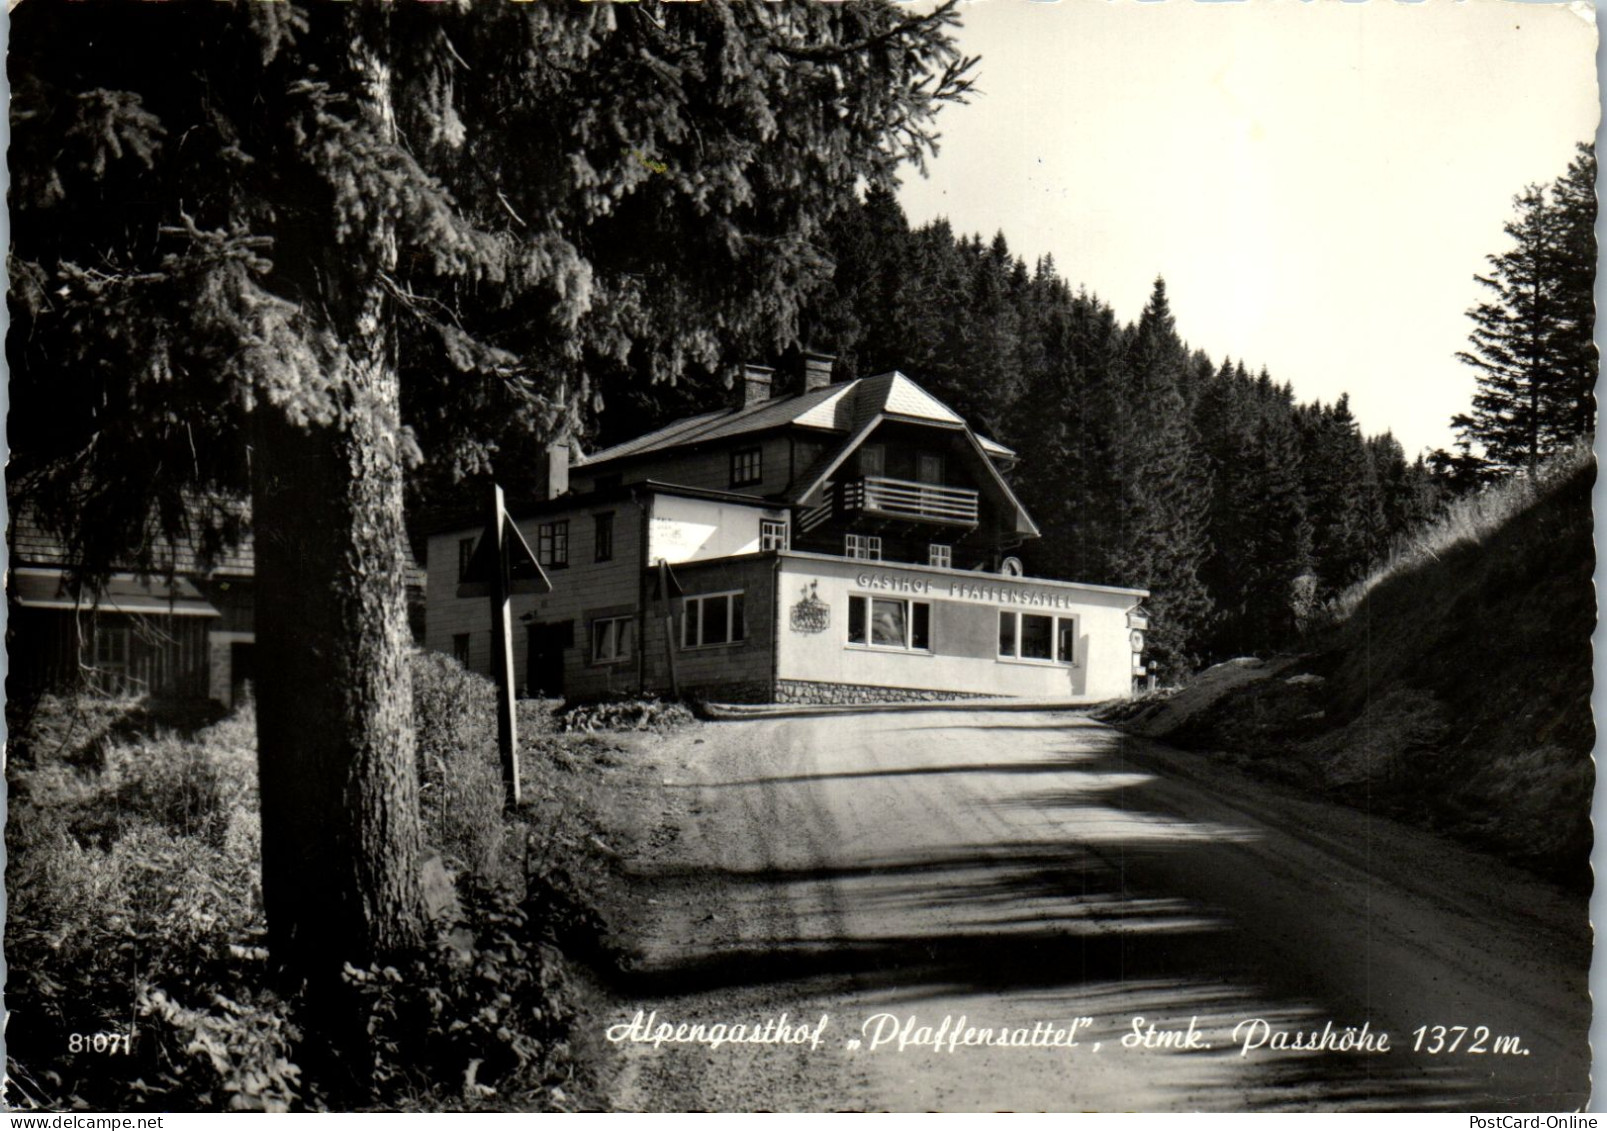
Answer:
[
  {"left": 6, "top": 703, "right": 283, "bottom": 1111},
  {"left": 8, "top": 659, "right": 612, "bottom": 1112},
  {"left": 345, "top": 883, "right": 579, "bottom": 1109},
  {"left": 412, "top": 651, "right": 508, "bottom": 882}
]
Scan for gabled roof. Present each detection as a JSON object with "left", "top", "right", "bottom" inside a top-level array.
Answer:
[{"left": 577, "top": 371, "right": 1016, "bottom": 467}]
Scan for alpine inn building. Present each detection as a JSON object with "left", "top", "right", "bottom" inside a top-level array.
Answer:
[{"left": 425, "top": 358, "right": 1148, "bottom": 705}]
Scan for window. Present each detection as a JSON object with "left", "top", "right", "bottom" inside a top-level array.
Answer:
[
  {"left": 458, "top": 537, "right": 476, "bottom": 581},
  {"left": 91, "top": 622, "right": 132, "bottom": 694},
  {"left": 591, "top": 616, "right": 634, "bottom": 663},
  {"left": 537, "top": 520, "right": 569, "bottom": 568},
  {"left": 730, "top": 447, "right": 762, "bottom": 487},
  {"left": 998, "top": 611, "right": 1078, "bottom": 664},
  {"left": 858, "top": 444, "right": 885, "bottom": 477},
  {"left": 848, "top": 595, "right": 932, "bottom": 651},
  {"left": 452, "top": 633, "right": 471, "bottom": 665},
  {"left": 917, "top": 452, "right": 944, "bottom": 485},
  {"left": 1057, "top": 619, "right": 1077, "bottom": 665},
  {"left": 95, "top": 623, "right": 129, "bottom": 668},
  {"left": 1020, "top": 613, "right": 1054, "bottom": 660},
  {"left": 683, "top": 592, "right": 746, "bottom": 648},
  {"left": 761, "top": 519, "right": 789, "bottom": 552},
  {"left": 928, "top": 543, "right": 952, "bottom": 569},
  {"left": 594, "top": 512, "right": 614, "bottom": 562},
  {"left": 845, "top": 533, "right": 882, "bottom": 561}
]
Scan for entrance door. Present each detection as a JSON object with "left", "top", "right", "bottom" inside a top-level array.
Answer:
[{"left": 526, "top": 621, "right": 571, "bottom": 698}]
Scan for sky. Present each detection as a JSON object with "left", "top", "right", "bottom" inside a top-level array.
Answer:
[{"left": 897, "top": 0, "right": 1600, "bottom": 458}]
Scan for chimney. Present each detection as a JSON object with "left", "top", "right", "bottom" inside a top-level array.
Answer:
[
  {"left": 544, "top": 442, "right": 570, "bottom": 500},
  {"left": 802, "top": 350, "right": 835, "bottom": 393},
  {"left": 738, "top": 362, "right": 775, "bottom": 410}
]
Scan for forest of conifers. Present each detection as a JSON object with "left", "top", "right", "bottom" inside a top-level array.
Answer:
[{"left": 592, "top": 187, "right": 1440, "bottom": 678}]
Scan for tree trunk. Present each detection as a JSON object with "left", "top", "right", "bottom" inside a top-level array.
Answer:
[
  {"left": 252, "top": 364, "right": 425, "bottom": 985},
  {"left": 251, "top": 9, "right": 424, "bottom": 991}
]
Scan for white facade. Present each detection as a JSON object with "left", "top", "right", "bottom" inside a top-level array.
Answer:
[
  {"left": 774, "top": 553, "right": 1143, "bottom": 702},
  {"left": 647, "top": 494, "right": 787, "bottom": 564}
]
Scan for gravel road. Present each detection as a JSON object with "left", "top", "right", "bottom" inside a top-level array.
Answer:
[{"left": 598, "top": 709, "right": 1590, "bottom": 1112}]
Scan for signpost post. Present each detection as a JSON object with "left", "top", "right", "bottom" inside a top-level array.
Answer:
[
  {"left": 655, "top": 558, "right": 683, "bottom": 700},
  {"left": 457, "top": 483, "right": 550, "bottom": 808}
]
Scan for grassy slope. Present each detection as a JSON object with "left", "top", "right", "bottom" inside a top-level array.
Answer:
[{"left": 1154, "top": 454, "right": 1596, "bottom": 888}]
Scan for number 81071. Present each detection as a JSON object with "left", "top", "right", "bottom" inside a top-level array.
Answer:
[{"left": 68, "top": 1031, "right": 132, "bottom": 1055}]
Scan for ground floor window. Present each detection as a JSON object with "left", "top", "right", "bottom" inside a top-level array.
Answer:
[
  {"left": 452, "top": 633, "right": 471, "bottom": 665},
  {"left": 592, "top": 615, "right": 635, "bottom": 663},
  {"left": 848, "top": 595, "right": 931, "bottom": 651},
  {"left": 998, "top": 610, "right": 1077, "bottom": 663},
  {"left": 684, "top": 591, "right": 745, "bottom": 648}
]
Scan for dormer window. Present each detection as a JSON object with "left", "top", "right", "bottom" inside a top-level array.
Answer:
[
  {"left": 917, "top": 452, "right": 944, "bottom": 485},
  {"left": 858, "top": 444, "right": 885, "bottom": 478}
]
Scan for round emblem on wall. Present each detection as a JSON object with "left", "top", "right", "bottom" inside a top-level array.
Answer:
[{"left": 1129, "top": 630, "right": 1145, "bottom": 652}]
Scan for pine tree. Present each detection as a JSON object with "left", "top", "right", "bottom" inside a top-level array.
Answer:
[
  {"left": 1454, "top": 145, "right": 1597, "bottom": 473},
  {"left": 1546, "top": 143, "right": 1598, "bottom": 441},
  {"left": 1109, "top": 278, "right": 1215, "bottom": 677},
  {"left": 9, "top": 0, "right": 974, "bottom": 999}
]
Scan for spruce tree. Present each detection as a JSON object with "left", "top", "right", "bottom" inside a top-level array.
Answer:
[
  {"left": 1109, "top": 278, "right": 1215, "bottom": 677},
  {"left": 9, "top": 0, "right": 973, "bottom": 999},
  {"left": 1454, "top": 145, "right": 1598, "bottom": 473}
]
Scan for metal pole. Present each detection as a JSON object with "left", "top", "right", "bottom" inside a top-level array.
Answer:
[{"left": 489, "top": 483, "right": 521, "bottom": 807}]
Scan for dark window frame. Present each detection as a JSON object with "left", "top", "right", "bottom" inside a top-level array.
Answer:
[
  {"left": 458, "top": 537, "right": 476, "bottom": 581},
  {"left": 594, "top": 512, "right": 615, "bottom": 563},
  {"left": 537, "top": 519, "right": 569, "bottom": 569},
  {"left": 730, "top": 447, "right": 763, "bottom": 487}
]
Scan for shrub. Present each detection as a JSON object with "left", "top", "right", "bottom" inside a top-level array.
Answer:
[
  {"left": 8, "top": 661, "right": 609, "bottom": 1112},
  {"left": 6, "top": 705, "right": 282, "bottom": 1111},
  {"left": 345, "top": 883, "right": 578, "bottom": 1108},
  {"left": 411, "top": 650, "right": 508, "bottom": 883}
]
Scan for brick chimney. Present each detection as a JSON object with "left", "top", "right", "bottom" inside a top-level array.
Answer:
[
  {"left": 543, "top": 442, "right": 570, "bottom": 500},
  {"left": 737, "top": 363, "right": 775, "bottom": 410},
  {"left": 802, "top": 350, "right": 835, "bottom": 393}
]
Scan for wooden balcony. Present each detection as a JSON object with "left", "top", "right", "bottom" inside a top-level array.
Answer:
[{"left": 841, "top": 476, "right": 979, "bottom": 527}]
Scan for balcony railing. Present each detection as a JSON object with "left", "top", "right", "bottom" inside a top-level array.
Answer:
[{"left": 841, "top": 476, "right": 979, "bottom": 527}]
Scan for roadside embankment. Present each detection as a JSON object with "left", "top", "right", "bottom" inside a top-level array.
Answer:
[{"left": 1102, "top": 453, "right": 1596, "bottom": 889}]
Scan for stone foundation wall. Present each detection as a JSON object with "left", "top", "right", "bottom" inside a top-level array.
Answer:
[{"left": 773, "top": 679, "right": 1001, "bottom": 706}]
